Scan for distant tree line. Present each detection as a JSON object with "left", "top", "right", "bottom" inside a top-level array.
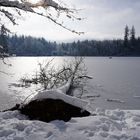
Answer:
[
  {"left": 3, "top": 25, "right": 140, "bottom": 56},
  {"left": 8, "top": 35, "right": 57, "bottom": 56}
]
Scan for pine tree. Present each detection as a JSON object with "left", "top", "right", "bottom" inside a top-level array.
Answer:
[
  {"left": 0, "top": 25, "right": 8, "bottom": 54},
  {"left": 124, "top": 25, "right": 129, "bottom": 47},
  {"left": 130, "top": 25, "right": 136, "bottom": 49}
]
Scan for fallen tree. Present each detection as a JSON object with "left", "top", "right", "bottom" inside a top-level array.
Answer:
[
  {"left": 20, "top": 57, "right": 92, "bottom": 97},
  {"left": 6, "top": 58, "right": 92, "bottom": 122},
  {"left": 7, "top": 77, "right": 91, "bottom": 122}
]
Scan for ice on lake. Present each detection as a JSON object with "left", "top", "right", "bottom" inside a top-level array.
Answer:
[{"left": 0, "top": 57, "right": 140, "bottom": 110}]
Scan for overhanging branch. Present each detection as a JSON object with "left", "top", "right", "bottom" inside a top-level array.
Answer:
[{"left": 0, "top": 0, "right": 84, "bottom": 34}]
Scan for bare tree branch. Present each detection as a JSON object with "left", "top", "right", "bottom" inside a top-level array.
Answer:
[
  {"left": 0, "top": 0, "right": 83, "bottom": 34},
  {"left": 0, "top": 0, "right": 34, "bottom": 12},
  {"left": 0, "top": 9, "right": 16, "bottom": 25},
  {"left": 17, "top": 58, "right": 92, "bottom": 97}
]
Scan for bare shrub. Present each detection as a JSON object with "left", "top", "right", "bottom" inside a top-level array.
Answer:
[{"left": 20, "top": 57, "right": 92, "bottom": 96}]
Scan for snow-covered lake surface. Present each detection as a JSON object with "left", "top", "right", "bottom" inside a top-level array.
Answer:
[{"left": 0, "top": 57, "right": 140, "bottom": 110}]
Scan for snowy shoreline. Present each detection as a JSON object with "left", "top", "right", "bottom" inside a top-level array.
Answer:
[
  {"left": 1, "top": 109, "right": 140, "bottom": 140},
  {"left": 1, "top": 63, "right": 140, "bottom": 139},
  {"left": 1, "top": 80, "right": 140, "bottom": 139}
]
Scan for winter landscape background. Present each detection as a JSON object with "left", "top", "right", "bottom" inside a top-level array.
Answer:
[{"left": 0, "top": 0, "right": 140, "bottom": 139}]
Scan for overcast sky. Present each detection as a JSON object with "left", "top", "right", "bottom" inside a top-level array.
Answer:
[{"left": 9, "top": 0, "right": 140, "bottom": 42}]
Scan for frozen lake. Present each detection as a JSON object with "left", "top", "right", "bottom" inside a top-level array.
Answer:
[{"left": 0, "top": 57, "right": 140, "bottom": 110}]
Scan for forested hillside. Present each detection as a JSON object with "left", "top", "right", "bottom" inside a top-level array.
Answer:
[
  {"left": 3, "top": 26, "right": 140, "bottom": 56},
  {"left": 7, "top": 36, "right": 140, "bottom": 56}
]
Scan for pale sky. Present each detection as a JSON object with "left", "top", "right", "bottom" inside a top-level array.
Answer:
[{"left": 9, "top": 0, "right": 140, "bottom": 42}]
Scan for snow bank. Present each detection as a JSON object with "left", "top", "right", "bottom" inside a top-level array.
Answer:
[
  {"left": 29, "top": 79, "right": 89, "bottom": 111},
  {"left": 1, "top": 109, "right": 140, "bottom": 140},
  {"left": 30, "top": 89, "right": 89, "bottom": 111}
]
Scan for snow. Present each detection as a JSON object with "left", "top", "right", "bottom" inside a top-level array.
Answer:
[
  {"left": 0, "top": 45, "right": 3, "bottom": 49},
  {"left": 30, "top": 89, "right": 89, "bottom": 111},
  {"left": 1, "top": 79, "right": 140, "bottom": 139},
  {"left": 29, "top": 80, "right": 89, "bottom": 111},
  {"left": 1, "top": 109, "right": 140, "bottom": 140}
]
